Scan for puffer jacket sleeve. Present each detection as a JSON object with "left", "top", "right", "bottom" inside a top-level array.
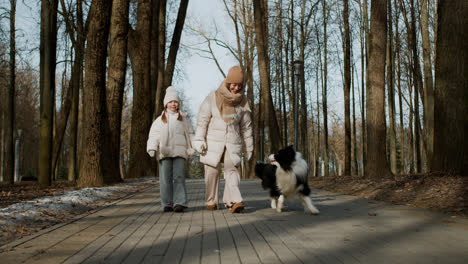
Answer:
[
  {"left": 239, "top": 109, "right": 253, "bottom": 153},
  {"left": 194, "top": 94, "right": 212, "bottom": 143},
  {"left": 147, "top": 116, "right": 162, "bottom": 154},
  {"left": 186, "top": 119, "right": 195, "bottom": 143}
]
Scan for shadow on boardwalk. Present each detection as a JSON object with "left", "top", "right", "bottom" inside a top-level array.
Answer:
[{"left": 1, "top": 179, "right": 467, "bottom": 264}]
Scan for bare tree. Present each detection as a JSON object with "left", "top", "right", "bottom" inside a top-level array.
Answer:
[
  {"left": 433, "top": 1, "right": 468, "bottom": 176},
  {"left": 78, "top": 0, "right": 113, "bottom": 187},
  {"left": 62, "top": 0, "right": 86, "bottom": 182},
  {"left": 421, "top": 0, "right": 434, "bottom": 171},
  {"left": 387, "top": 0, "right": 397, "bottom": 174},
  {"left": 106, "top": 0, "right": 129, "bottom": 182},
  {"left": 322, "top": 0, "right": 329, "bottom": 177},
  {"left": 154, "top": 0, "right": 166, "bottom": 117},
  {"left": 128, "top": 0, "right": 153, "bottom": 178},
  {"left": 38, "top": 0, "right": 58, "bottom": 187},
  {"left": 343, "top": 0, "right": 351, "bottom": 176},
  {"left": 253, "top": 0, "right": 282, "bottom": 154},
  {"left": 365, "top": 0, "right": 392, "bottom": 178}
]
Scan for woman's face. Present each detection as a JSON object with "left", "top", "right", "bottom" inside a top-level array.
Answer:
[
  {"left": 166, "top": 101, "right": 179, "bottom": 112},
  {"left": 229, "top": 83, "right": 243, "bottom": 94}
]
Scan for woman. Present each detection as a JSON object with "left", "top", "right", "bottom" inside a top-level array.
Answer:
[
  {"left": 193, "top": 66, "right": 253, "bottom": 213},
  {"left": 147, "top": 86, "right": 194, "bottom": 213}
]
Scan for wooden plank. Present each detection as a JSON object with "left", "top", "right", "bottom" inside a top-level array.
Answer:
[
  {"left": 201, "top": 210, "right": 220, "bottom": 264},
  {"left": 65, "top": 201, "right": 154, "bottom": 263},
  {"left": 212, "top": 210, "right": 240, "bottom": 264},
  {"left": 223, "top": 212, "right": 261, "bottom": 264}
]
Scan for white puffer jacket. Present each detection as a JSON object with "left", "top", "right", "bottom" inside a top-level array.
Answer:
[
  {"left": 147, "top": 110, "right": 194, "bottom": 160},
  {"left": 194, "top": 91, "right": 253, "bottom": 167}
]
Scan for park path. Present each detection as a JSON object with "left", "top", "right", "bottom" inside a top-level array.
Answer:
[{"left": 1, "top": 179, "right": 467, "bottom": 264}]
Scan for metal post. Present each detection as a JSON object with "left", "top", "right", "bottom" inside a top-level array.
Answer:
[
  {"left": 259, "top": 128, "right": 264, "bottom": 161},
  {"left": 14, "top": 130, "right": 22, "bottom": 182},
  {"left": 293, "top": 60, "right": 302, "bottom": 149}
]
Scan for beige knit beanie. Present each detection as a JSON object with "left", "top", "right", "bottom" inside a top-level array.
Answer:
[
  {"left": 225, "top": 66, "right": 244, "bottom": 84},
  {"left": 163, "top": 86, "right": 179, "bottom": 106}
]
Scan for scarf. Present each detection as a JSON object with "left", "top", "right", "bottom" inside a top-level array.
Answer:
[{"left": 215, "top": 81, "right": 250, "bottom": 124}]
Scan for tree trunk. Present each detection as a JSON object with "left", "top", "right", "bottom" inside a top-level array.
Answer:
[
  {"left": 386, "top": 0, "right": 397, "bottom": 174},
  {"left": 150, "top": 0, "right": 159, "bottom": 112},
  {"left": 433, "top": 1, "right": 468, "bottom": 176},
  {"left": 322, "top": 0, "right": 329, "bottom": 177},
  {"left": 343, "top": 0, "right": 351, "bottom": 176},
  {"left": 39, "top": 0, "right": 58, "bottom": 187},
  {"left": 78, "top": 0, "right": 113, "bottom": 187},
  {"left": 352, "top": 54, "right": 358, "bottom": 176},
  {"left": 362, "top": 0, "right": 369, "bottom": 175},
  {"left": 298, "top": 1, "right": 307, "bottom": 161},
  {"left": 395, "top": 0, "right": 404, "bottom": 173},
  {"left": 163, "top": 0, "right": 189, "bottom": 88},
  {"left": 253, "top": 0, "right": 282, "bottom": 154},
  {"left": 127, "top": 0, "right": 153, "bottom": 178},
  {"left": 106, "top": 0, "right": 129, "bottom": 182},
  {"left": 421, "top": 0, "right": 434, "bottom": 172},
  {"left": 154, "top": 0, "right": 166, "bottom": 118},
  {"left": 408, "top": 76, "right": 415, "bottom": 173},
  {"left": 365, "top": 0, "right": 392, "bottom": 178},
  {"left": 64, "top": 0, "right": 85, "bottom": 182}
]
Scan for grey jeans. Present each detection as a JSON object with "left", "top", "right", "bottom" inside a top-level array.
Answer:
[{"left": 159, "top": 157, "right": 187, "bottom": 207}]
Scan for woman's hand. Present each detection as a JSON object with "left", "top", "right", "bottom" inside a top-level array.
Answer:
[{"left": 193, "top": 141, "right": 207, "bottom": 154}]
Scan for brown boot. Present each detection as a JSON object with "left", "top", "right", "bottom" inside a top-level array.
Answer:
[
  {"left": 206, "top": 204, "right": 218, "bottom": 211},
  {"left": 231, "top": 202, "right": 244, "bottom": 213}
]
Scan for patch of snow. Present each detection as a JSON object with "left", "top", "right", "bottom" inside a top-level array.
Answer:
[{"left": 0, "top": 177, "right": 157, "bottom": 247}]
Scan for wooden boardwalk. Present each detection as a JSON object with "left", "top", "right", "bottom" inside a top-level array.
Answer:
[{"left": 1, "top": 179, "right": 467, "bottom": 264}]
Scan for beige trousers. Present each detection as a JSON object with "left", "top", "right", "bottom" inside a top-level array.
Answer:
[{"left": 204, "top": 149, "right": 243, "bottom": 207}]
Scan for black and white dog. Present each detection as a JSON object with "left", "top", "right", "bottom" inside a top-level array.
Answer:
[{"left": 255, "top": 146, "right": 319, "bottom": 214}]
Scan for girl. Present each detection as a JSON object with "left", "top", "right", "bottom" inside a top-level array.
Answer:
[
  {"left": 193, "top": 66, "right": 254, "bottom": 213},
  {"left": 147, "top": 86, "right": 194, "bottom": 213}
]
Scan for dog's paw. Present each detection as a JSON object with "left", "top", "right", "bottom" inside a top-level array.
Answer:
[
  {"left": 306, "top": 208, "right": 320, "bottom": 215},
  {"left": 270, "top": 200, "right": 277, "bottom": 209}
]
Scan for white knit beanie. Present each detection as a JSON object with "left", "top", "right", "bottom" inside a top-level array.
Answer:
[{"left": 163, "top": 86, "right": 179, "bottom": 106}]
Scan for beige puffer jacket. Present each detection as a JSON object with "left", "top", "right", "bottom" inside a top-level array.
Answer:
[
  {"left": 147, "top": 111, "right": 194, "bottom": 160},
  {"left": 194, "top": 91, "right": 253, "bottom": 167}
]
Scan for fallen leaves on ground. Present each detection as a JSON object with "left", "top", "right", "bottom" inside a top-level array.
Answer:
[{"left": 310, "top": 174, "right": 468, "bottom": 216}]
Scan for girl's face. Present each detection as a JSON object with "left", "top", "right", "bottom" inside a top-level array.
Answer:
[
  {"left": 166, "top": 101, "right": 179, "bottom": 112},
  {"left": 229, "top": 83, "right": 243, "bottom": 94}
]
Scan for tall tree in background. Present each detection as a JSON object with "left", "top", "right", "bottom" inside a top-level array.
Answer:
[
  {"left": 343, "top": 0, "right": 351, "bottom": 176},
  {"left": 154, "top": 0, "right": 166, "bottom": 118},
  {"left": 128, "top": 0, "right": 153, "bottom": 178},
  {"left": 421, "top": 0, "right": 434, "bottom": 172},
  {"left": 61, "top": 0, "right": 86, "bottom": 182},
  {"left": 154, "top": 0, "right": 188, "bottom": 117},
  {"left": 433, "top": 1, "right": 468, "bottom": 176},
  {"left": 78, "top": 0, "right": 113, "bottom": 187},
  {"left": 38, "top": 0, "right": 58, "bottom": 187},
  {"left": 365, "top": 0, "right": 392, "bottom": 178},
  {"left": 322, "top": 0, "right": 329, "bottom": 177},
  {"left": 4, "top": 0, "right": 16, "bottom": 184},
  {"left": 163, "top": 0, "right": 189, "bottom": 89},
  {"left": 253, "top": 0, "right": 282, "bottom": 153},
  {"left": 387, "top": 0, "right": 397, "bottom": 174},
  {"left": 51, "top": 0, "right": 87, "bottom": 182},
  {"left": 106, "top": 0, "right": 129, "bottom": 181}
]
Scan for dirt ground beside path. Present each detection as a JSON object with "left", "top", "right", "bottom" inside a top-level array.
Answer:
[
  {"left": 309, "top": 174, "right": 468, "bottom": 217},
  {"left": 0, "top": 179, "right": 156, "bottom": 249}
]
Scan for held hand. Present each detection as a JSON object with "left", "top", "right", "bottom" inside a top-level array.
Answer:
[
  {"left": 148, "top": 150, "right": 156, "bottom": 157},
  {"left": 194, "top": 141, "right": 207, "bottom": 154}
]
